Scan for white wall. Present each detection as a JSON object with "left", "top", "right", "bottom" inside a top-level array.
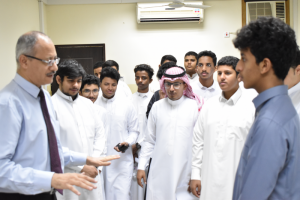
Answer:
[
  {"left": 46, "top": 1, "right": 242, "bottom": 86},
  {"left": 0, "top": 0, "right": 40, "bottom": 89}
]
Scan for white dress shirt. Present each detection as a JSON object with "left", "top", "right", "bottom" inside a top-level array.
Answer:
[
  {"left": 52, "top": 89, "right": 106, "bottom": 200},
  {"left": 0, "top": 74, "right": 86, "bottom": 195},
  {"left": 191, "top": 80, "right": 222, "bottom": 101},
  {"left": 97, "top": 93, "right": 139, "bottom": 200},
  {"left": 131, "top": 90, "right": 154, "bottom": 144},
  {"left": 187, "top": 73, "right": 199, "bottom": 84},
  {"left": 139, "top": 96, "right": 199, "bottom": 200},
  {"left": 192, "top": 88, "right": 255, "bottom": 200},
  {"left": 288, "top": 81, "right": 300, "bottom": 116}
]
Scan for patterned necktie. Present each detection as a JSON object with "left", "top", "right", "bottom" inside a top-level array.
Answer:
[{"left": 39, "top": 89, "right": 63, "bottom": 195}]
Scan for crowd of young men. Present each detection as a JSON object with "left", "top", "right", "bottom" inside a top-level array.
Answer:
[{"left": 0, "top": 16, "right": 300, "bottom": 200}]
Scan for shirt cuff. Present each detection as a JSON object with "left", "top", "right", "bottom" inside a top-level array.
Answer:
[
  {"left": 137, "top": 158, "right": 148, "bottom": 170},
  {"left": 191, "top": 168, "right": 201, "bottom": 180},
  {"left": 33, "top": 170, "right": 55, "bottom": 193},
  {"left": 69, "top": 151, "right": 87, "bottom": 166}
]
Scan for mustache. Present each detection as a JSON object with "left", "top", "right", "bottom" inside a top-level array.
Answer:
[{"left": 47, "top": 71, "right": 56, "bottom": 76}]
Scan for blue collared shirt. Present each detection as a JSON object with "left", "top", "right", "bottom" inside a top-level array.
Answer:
[
  {"left": 0, "top": 74, "right": 86, "bottom": 195},
  {"left": 233, "top": 85, "right": 300, "bottom": 200}
]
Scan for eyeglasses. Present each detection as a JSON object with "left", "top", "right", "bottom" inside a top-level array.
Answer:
[
  {"left": 164, "top": 82, "right": 183, "bottom": 89},
  {"left": 24, "top": 55, "right": 60, "bottom": 66},
  {"left": 82, "top": 89, "right": 99, "bottom": 95}
]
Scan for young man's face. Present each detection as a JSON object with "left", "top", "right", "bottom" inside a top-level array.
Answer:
[
  {"left": 57, "top": 76, "right": 82, "bottom": 97},
  {"left": 164, "top": 79, "right": 187, "bottom": 100},
  {"left": 217, "top": 65, "right": 239, "bottom": 92},
  {"left": 236, "top": 48, "right": 261, "bottom": 89},
  {"left": 184, "top": 55, "right": 197, "bottom": 75},
  {"left": 94, "top": 67, "right": 102, "bottom": 78},
  {"left": 135, "top": 70, "right": 152, "bottom": 91},
  {"left": 79, "top": 84, "right": 99, "bottom": 103},
  {"left": 284, "top": 66, "right": 300, "bottom": 89},
  {"left": 100, "top": 77, "right": 118, "bottom": 99},
  {"left": 197, "top": 56, "right": 216, "bottom": 80}
]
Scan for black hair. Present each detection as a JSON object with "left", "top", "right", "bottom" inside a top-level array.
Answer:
[
  {"left": 185, "top": 51, "right": 198, "bottom": 59},
  {"left": 291, "top": 48, "right": 300, "bottom": 69},
  {"left": 233, "top": 17, "right": 298, "bottom": 80},
  {"left": 156, "top": 61, "right": 177, "bottom": 80},
  {"left": 93, "top": 61, "right": 104, "bottom": 70},
  {"left": 100, "top": 67, "right": 120, "bottom": 83},
  {"left": 56, "top": 59, "right": 86, "bottom": 81},
  {"left": 134, "top": 64, "right": 154, "bottom": 79},
  {"left": 80, "top": 74, "right": 100, "bottom": 91},
  {"left": 102, "top": 60, "right": 119, "bottom": 71},
  {"left": 197, "top": 50, "right": 217, "bottom": 66},
  {"left": 217, "top": 56, "right": 240, "bottom": 75},
  {"left": 160, "top": 55, "right": 177, "bottom": 65}
]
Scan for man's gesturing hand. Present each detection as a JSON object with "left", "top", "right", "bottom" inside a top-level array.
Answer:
[
  {"left": 86, "top": 155, "right": 120, "bottom": 166},
  {"left": 190, "top": 180, "right": 201, "bottom": 198},
  {"left": 51, "top": 173, "right": 97, "bottom": 196},
  {"left": 81, "top": 165, "right": 98, "bottom": 178},
  {"left": 137, "top": 170, "right": 147, "bottom": 188}
]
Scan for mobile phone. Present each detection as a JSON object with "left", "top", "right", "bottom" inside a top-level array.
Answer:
[{"left": 115, "top": 143, "right": 129, "bottom": 153}]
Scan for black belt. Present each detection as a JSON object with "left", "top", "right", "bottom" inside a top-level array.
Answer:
[{"left": 0, "top": 192, "right": 57, "bottom": 200}]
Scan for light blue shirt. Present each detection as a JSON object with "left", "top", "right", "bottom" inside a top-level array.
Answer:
[
  {"left": 233, "top": 85, "right": 300, "bottom": 200},
  {"left": 0, "top": 74, "right": 87, "bottom": 195}
]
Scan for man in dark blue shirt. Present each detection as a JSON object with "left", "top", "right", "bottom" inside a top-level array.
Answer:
[{"left": 232, "top": 17, "right": 300, "bottom": 200}]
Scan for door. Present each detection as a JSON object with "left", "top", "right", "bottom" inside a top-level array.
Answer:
[{"left": 51, "top": 44, "right": 105, "bottom": 95}]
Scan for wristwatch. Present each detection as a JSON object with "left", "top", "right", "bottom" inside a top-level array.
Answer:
[{"left": 136, "top": 142, "right": 141, "bottom": 150}]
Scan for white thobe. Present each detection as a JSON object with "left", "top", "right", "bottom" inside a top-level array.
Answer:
[
  {"left": 187, "top": 73, "right": 199, "bottom": 84},
  {"left": 97, "top": 93, "right": 139, "bottom": 200},
  {"left": 191, "top": 80, "right": 221, "bottom": 101},
  {"left": 130, "top": 91, "right": 153, "bottom": 200},
  {"left": 52, "top": 89, "right": 106, "bottom": 200},
  {"left": 138, "top": 96, "right": 199, "bottom": 200},
  {"left": 191, "top": 88, "right": 255, "bottom": 200},
  {"left": 288, "top": 81, "right": 300, "bottom": 116}
]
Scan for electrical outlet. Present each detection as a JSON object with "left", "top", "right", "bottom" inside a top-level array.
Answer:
[{"left": 224, "top": 32, "right": 230, "bottom": 38}]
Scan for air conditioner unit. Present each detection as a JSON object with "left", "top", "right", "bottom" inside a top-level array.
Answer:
[
  {"left": 246, "top": 1, "right": 286, "bottom": 24},
  {"left": 137, "top": 2, "right": 205, "bottom": 23}
]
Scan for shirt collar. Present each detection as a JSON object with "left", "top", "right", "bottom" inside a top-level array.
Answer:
[
  {"left": 219, "top": 87, "right": 242, "bottom": 105},
  {"left": 167, "top": 95, "right": 185, "bottom": 106},
  {"left": 137, "top": 90, "right": 152, "bottom": 98},
  {"left": 198, "top": 80, "right": 217, "bottom": 91},
  {"left": 288, "top": 82, "right": 300, "bottom": 96},
  {"left": 13, "top": 73, "right": 40, "bottom": 98},
  {"left": 56, "top": 88, "right": 78, "bottom": 102},
  {"left": 187, "top": 73, "right": 198, "bottom": 79},
  {"left": 253, "top": 85, "right": 288, "bottom": 109}
]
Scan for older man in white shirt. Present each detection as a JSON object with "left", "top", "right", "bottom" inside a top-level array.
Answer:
[
  {"left": 190, "top": 56, "right": 255, "bottom": 200},
  {"left": 97, "top": 67, "right": 140, "bottom": 200},
  {"left": 284, "top": 49, "right": 300, "bottom": 116},
  {"left": 130, "top": 64, "right": 154, "bottom": 200},
  {"left": 52, "top": 60, "right": 106, "bottom": 200},
  {"left": 137, "top": 66, "right": 204, "bottom": 200},
  {"left": 191, "top": 50, "right": 221, "bottom": 101}
]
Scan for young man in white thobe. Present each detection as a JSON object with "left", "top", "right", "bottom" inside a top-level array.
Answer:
[
  {"left": 184, "top": 51, "right": 199, "bottom": 84},
  {"left": 137, "top": 66, "right": 204, "bottom": 200},
  {"left": 79, "top": 74, "right": 108, "bottom": 200},
  {"left": 191, "top": 50, "right": 221, "bottom": 101},
  {"left": 52, "top": 60, "right": 107, "bottom": 200},
  {"left": 284, "top": 49, "right": 300, "bottom": 116},
  {"left": 130, "top": 64, "right": 154, "bottom": 200},
  {"left": 97, "top": 67, "right": 140, "bottom": 200},
  {"left": 190, "top": 56, "right": 255, "bottom": 200},
  {"left": 94, "top": 60, "right": 132, "bottom": 103}
]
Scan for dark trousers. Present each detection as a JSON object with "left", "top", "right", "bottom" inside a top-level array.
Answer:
[{"left": 0, "top": 192, "right": 57, "bottom": 200}]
